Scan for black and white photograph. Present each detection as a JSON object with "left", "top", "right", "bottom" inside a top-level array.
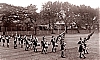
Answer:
[{"left": 0, "top": 0, "right": 99, "bottom": 60}]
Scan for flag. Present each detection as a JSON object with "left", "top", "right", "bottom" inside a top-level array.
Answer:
[
  {"left": 89, "top": 31, "right": 94, "bottom": 37},
  {"left": 56, "top": 31, "right": 65, "bottom": 43},
  {"left": 86, "top": 31, "right": 94, "bottom": 40},
  {"left": 59, "top": 31, "right": 65, "bottom": 40}
]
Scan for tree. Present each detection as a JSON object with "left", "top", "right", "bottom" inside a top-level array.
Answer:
[
  {"left": 24, "top": 4, "right": 38, "bottom": 35},
  {"left": 41, "top": 1, "right": 55, "bottom": 33},
  {"left": 0, "top": 3, "right": 38, "bottom": 35}
]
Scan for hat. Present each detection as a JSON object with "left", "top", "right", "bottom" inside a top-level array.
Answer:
[
  {"left": 52, "top": 36, "right": 54, "bottom": 38},
  {"left": 80, "top": 37, "right": 82, "bottom": 40}
]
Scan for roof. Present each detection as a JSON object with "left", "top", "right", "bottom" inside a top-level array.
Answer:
[{"left": 55, "top": 21, "right": 65, "bottom": 25}]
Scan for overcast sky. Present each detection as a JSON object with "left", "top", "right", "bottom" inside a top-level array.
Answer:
[{"left": 0, "top": 0, "right": 99, "bottom": 12}]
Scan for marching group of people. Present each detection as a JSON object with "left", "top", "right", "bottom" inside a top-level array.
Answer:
[
  {"left": 0, "top": 31, "right": 94, "bottom": 59},
  {"left": 78, "top": 37, "right": 88, "bottom": 59},
  {"left": 0, "top": 31, "right": 67, "bottom": 58},
  {"left": 14, "top": 32, "right": 66, "bottom": 58},
  {"left": 0, "top": 35, "right": 10, "bottom": 47},
  {"left": 78, "top": 31, "right": 94, "bottom": 59}
]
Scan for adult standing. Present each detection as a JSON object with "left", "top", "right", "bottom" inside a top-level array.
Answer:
[
  {"left": 0, "top": 35, "right": 2, "bottom": 46},
  {"left": 2, "top": 35, "right": 5, "bottom": 47},
  {"left": 78, "top": 43, "right": 86, "bottom": 59},
  {"left": 50, "top": 36, "right": 56, "bottom": 52},
  {"left": 14, "top": 35, "right": 17, "bottom": 49},
  {"left": 6, "top": 35, "right": 10, "bottom": 47},
  {"left": 25, "top": 37, "right": 29, "bottom": 51},
  {"left": 18, "top": 34, "right": 21, "bottom": 45},
  {"left": 33, "top": 37, "right": 38, "bottom": 52},
  {"left": 45, "top": 41, "right": 49, "bottom": 54},
  {"left": 21, "top": 36, "right": 24, "bottom": 48},
  {"left": 83, "top": 38, "right": 89, "bottom": 54},
  {"left": 41, "top": 36, "right": 46, "bottom": 54},
  {"left": 61, "top": 41, "right": 66, "bottom": 58}
]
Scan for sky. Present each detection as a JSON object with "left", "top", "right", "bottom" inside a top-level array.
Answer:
[{"left": 0, "top": 0, "right": 99, "bottom": 13}]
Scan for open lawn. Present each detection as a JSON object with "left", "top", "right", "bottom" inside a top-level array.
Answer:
[{"left": 0, "top": 32, "right": 99, "bottom": 60}]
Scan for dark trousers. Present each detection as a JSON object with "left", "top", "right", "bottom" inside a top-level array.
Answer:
[
  {"left": 7, "top": 43, "right": 9, "bottom": 47},
  {"left": 14, "top": 41, "right": 17, "bottom": 49},
  {"left": 52, "top": 45, "right": 56, "bottom": 52},
  {"left": 21, "top": 44, "right": 23, "bottom": 48},
  {"left": 3, "top": 43, "right": 5, "bottom": 47},
  {"left": 19, "top": 41, "right": 20, "bottom": 45},
  {"left": 33, "top": 45, "right": 37, "bottom": 52},
  {"left": 61, "top": 50, "right": 64, "bottom": 57},
  {"left": 41, "top": 47, "right": 45, "bottom": 53},
  {"left": 42, "top": 47, "right": 48, "bottom": 54},
  {"left": 25, "top": 44, "right": 29, "bottom": 51},
  {"left": 21, "top": 40, "right": 23, "bottom": 48},
  {"left": 79, "top": 52, "right": 86, "bottom": 58},
  {"left": 14, "top": 44, "right": 17, "bottom": 49}
]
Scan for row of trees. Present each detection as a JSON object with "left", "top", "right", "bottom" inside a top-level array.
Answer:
[
  {"left": 40, "top": 1, "right": 99, "bottom": 26},
  {"left": 0, "top": 1, "right": 99, "bottom": 34},
  {"left": 0, "top": 3, "right": 38, "bottom": 34},
  {"left": 40, "top": 1, "right": 99, "bottom": 33}
]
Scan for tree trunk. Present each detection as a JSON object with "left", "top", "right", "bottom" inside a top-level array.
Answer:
[
  {"left": 89, "top": 25, "right": 91, "bottom": 33},
  {"left": 65, "top": 25, "right": 68, "bottom": 33},
  {"left": 51, "top": 23, "right": 54, "bottom": 34},
  {"left": 3, "top": 27, "right": 6, "bottom": 35}
]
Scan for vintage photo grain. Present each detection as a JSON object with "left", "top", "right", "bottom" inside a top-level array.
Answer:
[{"left": 0, "top": 0, "right": 99, "bottom": 60}]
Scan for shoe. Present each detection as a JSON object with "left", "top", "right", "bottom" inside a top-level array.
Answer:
[
  {"left": 80, "top": 57, "right": 82, "bottom": 58},
  {"left": 36, "top": 51, "right": 38, "bottom": 53},
  {"left": 87, "top": 52, "right": 89, "bottom": 54},
  {"left": 61, "top": 56, "right": 66, "bottom": 58},
  {"left": 41, "top": 52, "right": 43, "bottom": 54},
  {"left": 45, "top": 53, "right": 47, "bottom": 54}
]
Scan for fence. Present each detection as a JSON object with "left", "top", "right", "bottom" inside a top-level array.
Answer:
[{"left": 0, "top": 29, "right": 98, "bottom": 36}]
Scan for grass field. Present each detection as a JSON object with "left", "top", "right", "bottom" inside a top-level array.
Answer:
[{"left": 0, "top": 32, "right": 99, "bottom": 60}]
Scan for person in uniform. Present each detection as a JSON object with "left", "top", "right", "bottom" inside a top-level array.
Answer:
[
  {"left": 78, "top": 37, "right": 82, "bottom": 44},
  {"left": 27, "top": 38, "right": 32, "bottom": 49},
  {"left": 61, "top": 41, "right": 66, "bottom": 58},
  {"left": 2, "top": 35, "right": 5, "bottom": 47},
  {"left": 41, "top": 36, "right": 45, "bottom": 54},
  {"left": 18, "top": 34, "right": 21, "bottom": 45},
  {"left": 23, "top": 35, "right": 26, "bottom": 45},
  {"left": 21, "top": 36, "right": 24, "bottom": 48},
  {"left": 59, "top": 36, "right": 65, "bottom": 50},
  {"left": 29, "top": 35, "right": 33, "bottom": 49},
  {"left": 45, "top": 41, "right": 49, "bottom": 54},
  {"left": 33, "top": 37, "right": 38, "bottom": 52},
  {"left": 50, "top": 36, "right": 56, "bottom": 52},
  {"left": 0, "top": 35, "right": 2, "bottom": 46},
  {"left": 6, "top": 35, "right": 10, "bottom": 47},
  {"left": 78, "top": 43, "right": 86, "bottom": 59},
  {"left": 14, "top": 35, "right": 17, "bottom": 49},
  {"left": 30, "top": 35, "right": 33, "bottom": 42},
  {"left": 83, "top": 38, "right": 89, "bottom": 54},
  {"left": 25, "top": 37, "right": 29, "bottom": 51}
]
